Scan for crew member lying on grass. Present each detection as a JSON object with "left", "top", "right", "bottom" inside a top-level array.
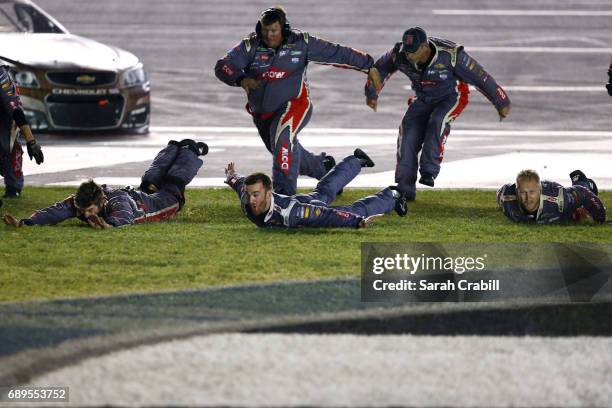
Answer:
[
  {"left": 497, "top": 169, "right": 606, "bottom": 224},
  {"left": 2, "top": 139, "right": 207, "bottom": 229},
  {"left": 225, "top": 148, "right": 408, "bottom": 229}
]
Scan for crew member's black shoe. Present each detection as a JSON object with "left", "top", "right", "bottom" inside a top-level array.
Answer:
[
  {"left": 389, "top": 186, "right": 408, "bottom": 217},
  {"left": 570, "top": 170, "right": 587, "bottom": 184},
  {"left": 3, "top": 187, "right": 21, "bottom": 198},
  {"left": 196, "top": 142, "right": 209, "bottom": 156},
  {"left": 570, "top": 170, "right": 598, "bottom": 195},
  {"left": 354, "top": 148, "right": 375, "bottom": 168},
  {"left": 323, "top": 155, "right": 336, "bottom": 173},
  {"left": 180, "top": 139, "right": 208, "bottom": 156},
  {"left": 178, "top": 138, "right": 196, "bottom": 149},
  {"left": 588, "top": 178, "right": 599, "bottom": 196},
  {"left": 418, "top": 173, "right": 435, "bottom": 187},
  {"left": 139, "top": 182, "right": 158, "bottom": 194}
]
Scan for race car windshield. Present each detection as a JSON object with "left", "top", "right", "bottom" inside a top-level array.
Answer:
[{"left": 0, "top": 1, "right": 65, "bottom": 33}]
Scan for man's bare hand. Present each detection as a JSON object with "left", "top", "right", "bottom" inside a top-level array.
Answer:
[
  {"left": 225, "top": 162, "right": 237, "bottom": 178},
  {"left": 366, "top": 98, "right": 378, "bottom": 112},
  {"left": 498, "top": 105, "right": 510, "bottom": 122},
  {"left": 240, "top": 78, "right": 260, "bottom": 93},
  {"left": 358, "top": 214, "right": 383, "bottom": 228},
  {"left": 87, "top": 215, "right": 111, "bottom": 230},
  {"left": 368, "top": 67, "right": 383, "bottom": 93},
  {"left": 2, "top": 213, "right": 22, "bottom": 227}
]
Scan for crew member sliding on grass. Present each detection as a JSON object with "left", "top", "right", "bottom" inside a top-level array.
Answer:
[
  {"left": 497, "top": 169, "right": 606, "bottom": 224},
  {"left": 2, "top": 139, "right": 207, "bottom": 229},
  {"left": 225, "top": 148, "right": 408, "bottom": 229}
]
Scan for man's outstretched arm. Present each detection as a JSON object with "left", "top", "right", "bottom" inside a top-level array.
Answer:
[
  {"left": 4, "top": 197, "right": 78, "bottom": 226},
  {"left": 224, "top": 162, "right": 247, "bottom": 201},
  {"left": 454, "top": 49, "right": 511, "bottom": 121}
]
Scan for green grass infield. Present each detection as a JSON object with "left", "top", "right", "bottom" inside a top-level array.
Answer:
[{"left": 1, "top": 187, "right": 610, "bottom": 303}]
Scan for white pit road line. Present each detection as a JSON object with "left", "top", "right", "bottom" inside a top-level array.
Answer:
[
  {"left": 433, "top": 9, "right": 612, "bottom": 16},
  {"left": 7, "top": 127, "right": 612, "bottom": 189}
]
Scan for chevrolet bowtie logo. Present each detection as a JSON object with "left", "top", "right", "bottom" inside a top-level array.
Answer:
[{"left": 75, "top": 74, "right": 96, "bottom": 84}]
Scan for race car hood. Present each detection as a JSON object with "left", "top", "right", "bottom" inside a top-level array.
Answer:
[{"left": 0, "top": 33, "right": 140, "bottom": 71}]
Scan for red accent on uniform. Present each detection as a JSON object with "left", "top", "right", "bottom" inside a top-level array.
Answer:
[
  {"left": 334, "top": 210, "right": 351, "bottom": 219},
  {"left": 10, "top": 142, "right": 23, "bottom": 178},
  {"left": 222, "top": 64, "right": 234, "bottom": 76},
  {"left": 450, "top": 81, "right": 470, "bottom": 119},
  {"left": 438, "top": 81, "right": 470, "bottom": 162},
  {"left": 133, "top": 206, "right": 179, "bottom": 224},
  {"left": 280, "top": 82, "right": 309, "bottom": 132},
  {"left": 99, "top": 100, "right": 109, "bottom": 107},
  {"left": 437, "top": 126, "right": 451, "bottom": 162},
  {"left": 329, "top": 64, "right": 352, "bottom": 70},
  {"left": 572, "top": 207, "right": 589, "bottom": 222},
  {"left": 261, "top": 66, "right": 288, "bottom": 81},
  {"left": 277, "top": 143, "right": 292, "bottom": 176}
]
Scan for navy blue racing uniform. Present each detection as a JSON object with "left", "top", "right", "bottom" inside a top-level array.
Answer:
[
  {"left": 226, "top": 156, "right": 396, "bottom": 228},
  {"left": 365, "top": 37, "right": 510, "bottom": 198},
  {"left": 216, "top": 30, "right": 373, "bottom": 195},
  {"left": 0, "top": 66, "right": 25, "bottom": 193},
  {"left": 497, "top": 179, "right": 606, "bottom": 224},
  {"left": 20, "top": 144, "right": 203, "bottom": 227}
]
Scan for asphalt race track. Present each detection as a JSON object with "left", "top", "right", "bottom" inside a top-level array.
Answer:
[
  {"left": 13, "top": 0, "right": 612, "bottom": 190},
  {"left": 2, "top": 0, "right": 612, "bottom": 406}
]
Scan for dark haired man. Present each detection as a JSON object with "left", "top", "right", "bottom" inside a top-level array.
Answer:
[
  {"left": 225, "top": 149, "right": 407, "bottom": 229},
  {"left": 2, "top": 140, "right": 207, "bottom": 228},
  {"left": 365, "top": 27, "right": 510, "bottom": 201},
  {"left": 0, "top": 65, "right": 44, "bottom": 198},
  {"left": 497, "top": 169, "right": 606, "bottom": 224},
  {"left": 215, "top": 7, "right": 381, "bottom": 195}
]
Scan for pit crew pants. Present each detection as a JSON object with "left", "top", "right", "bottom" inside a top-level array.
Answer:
[
  {"left": 138, "top": 143, "right": 203, "bottom": 211},
  {"left": 253, "top": 101, "right": 328, "bottom": 196},
  {"left": 396, "top": 90, "right": 468, "bottom": 198},
  {"left": 295, "top": 155, "right": 396, "bottom": 217}
]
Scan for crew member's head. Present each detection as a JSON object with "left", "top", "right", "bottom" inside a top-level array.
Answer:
[
  {"left": 516, "top": 169, "right": 541, "bottom": 213},
  {"left": 244, "top": 172, "right": 273, "bottom": 215},
  {"left": 74, "top": 180, "right": 106, "bottom": 217},
  {"left": 401, "top": 27, "right": 429, "bottom": 64},
  {"left": 257, "top": 7, "right": 288, "bottom": 49}
]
